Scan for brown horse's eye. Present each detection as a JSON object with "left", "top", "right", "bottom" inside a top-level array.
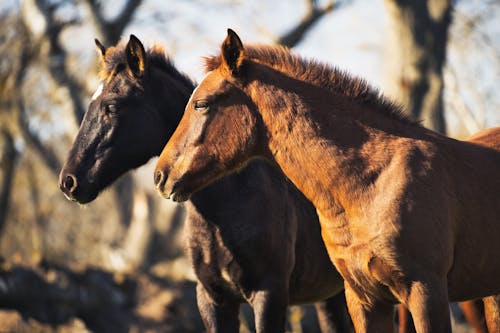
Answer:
[{"left": 194, "top": 100, "right": 210, "bottom": 113}]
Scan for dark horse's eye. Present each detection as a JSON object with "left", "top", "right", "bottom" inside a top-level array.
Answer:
[
  {"left": 194, "top": 99, "right": 210, "bottom": 113},
  {"left": 103, "top": 104, "right": 116, "bottom": 115}
]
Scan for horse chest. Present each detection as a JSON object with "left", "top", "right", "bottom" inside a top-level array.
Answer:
[
  {"left": 334, "top": 254, "right": 397, "bottom": 303},
  {"left": 188, "top": 234, "right": 246, "bottom": 302},
  {"left": 318, "top": 214, "right": 399, "bottom": 302}
]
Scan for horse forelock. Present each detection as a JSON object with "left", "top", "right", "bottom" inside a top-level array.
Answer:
[
  {"left": 204, "top": 54, "right": 222, "bottom": 73},
  {"left": 98, "top": 40, "right": 183, "bottom": 84},
  {"left": 204, "top": 44, "right": 417, "bottom": 126},
  {"left": 98, "top": 42, "right": 126, "bottom": 82}
]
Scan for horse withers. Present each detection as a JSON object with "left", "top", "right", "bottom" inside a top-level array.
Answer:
[{"left": 154, "top": 29, "right": 500, "bottom": 332}]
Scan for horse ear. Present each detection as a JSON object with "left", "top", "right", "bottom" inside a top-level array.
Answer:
[
  {"left": 221, "top": 28, "right": 244, "bottom": 75},
  {"left": 95, "top": 38, "right": 106, "bottom": 57},
  {"left": 126, "top": 34, "right": 146, "bottom": 77}
]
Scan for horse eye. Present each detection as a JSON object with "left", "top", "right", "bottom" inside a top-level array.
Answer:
[
  {"left": 194, "top": 100, "right": 210, "bottom": 113},
  {"left": 103, "top": 104, "right": 116, "bottom": 115}
]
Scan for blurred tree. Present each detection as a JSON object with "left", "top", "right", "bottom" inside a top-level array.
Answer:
[
  {"left": 83, "top": 0, "right": 142, "bottom": 46},
  {"left": 0, "top": 0, "right": 165, "bottom": 271},
  {"left": 443, "top": 2, "right": 499, "bottom": 137},
  {"left": 0, "top": 129, "right": 18, "bottom": 232},
  {"left": 385, "top": 0, "right": 452, "bottom": 134}
]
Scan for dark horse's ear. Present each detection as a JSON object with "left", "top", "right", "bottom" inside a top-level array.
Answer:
[
  {"left": 95, "top": 38, "right": 106, "bottom": 57},
  {"left": 221, "top": 29, "right": 244, "bottom": 75},
  {"left": 126, "top": 34, "right": 146, "bottom": 77}
]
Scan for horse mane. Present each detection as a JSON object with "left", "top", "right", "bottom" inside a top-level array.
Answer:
[
  {"left": 205, "top": 44, "right": 418, "bottom": 126},
  {"left": 99, "top": 41, "right": 195, "bottom": 89}
]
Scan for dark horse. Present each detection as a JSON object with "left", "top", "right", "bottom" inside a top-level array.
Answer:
[
  {"left": 58, "top": 36, "right": 351, "bottom": 333},
  {"left": 154, "top": 30, "right": 500, "bottom": 332}
]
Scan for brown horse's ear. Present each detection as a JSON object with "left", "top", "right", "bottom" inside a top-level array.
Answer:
[
  {"left": 126, "top": 34, "right": 146, "bottom": 77},
  {"left": 221, "top": 28, "right": 244, "bottom": 75},
  {"left": 95, "top": 38, "right": 106, "bottom": 57}
]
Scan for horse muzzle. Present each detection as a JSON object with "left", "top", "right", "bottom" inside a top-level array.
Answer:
[
  {"left": 154, "top": 168, "right": 190, "bottom": 202},
  {"left": 58, "top": 168, "right": 98, "bottom": 204}
]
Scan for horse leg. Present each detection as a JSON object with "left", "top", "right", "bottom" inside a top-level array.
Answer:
[
  {"left": 406, "top": 277, "right": 451, "bottom": 333},
  {"left": 459, "top": 300, "right": 486, "bottom": 333},
  {"left": 397, "top": 305, "right": 416, "bottom": 333},
  {"left": 399, "top": 298, "right": 487, "bottom": 333},
  {"left": 483, "top": 295, "right": 500, "bottom": 333},
  {"left": 344, "top": 285, "right": 393, "bottom": 332},
  {"left": 196, "top": 283, "right": 239, "bottom": 332},
  {"left": 314, "top": 291, "right": 353, "bottom": 333},
  {"left": 251, "top": 281, "right": 288, "bottom": 333}
]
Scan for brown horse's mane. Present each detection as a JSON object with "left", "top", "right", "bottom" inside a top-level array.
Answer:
[
  {"left": 99, "top": 41, "right": 195, "bottom": 89},
  {"left": 205, "top": 44, "right": 418, "bottom": 126}
]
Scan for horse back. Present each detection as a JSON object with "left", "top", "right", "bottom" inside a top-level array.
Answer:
[
  {"left": 467, "top": 127, "right": 500, "bottom": 151},
  {"left": 445, "top": 131, "right": 500, "bottom": 299}
]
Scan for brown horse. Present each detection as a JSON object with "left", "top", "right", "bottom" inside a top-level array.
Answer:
[
  {"left": 154, "top": 29, "right": 500, "bottom": 332},
  {"left": 398, "top": 292, "right": 488, "bottom": 332},
  {"left": 58, "top": 36, "right": 351, "bottom": 333}
]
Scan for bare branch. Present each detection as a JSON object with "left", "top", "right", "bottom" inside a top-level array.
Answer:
[
  {"left": 0, "top": 11, "right": 60, "bottom": 181},
  {"left": 17, "top": 100, "right": 61, "bottom": 176},
  {"left": 277, "top": 0, "right": 337, "bottom": 48},
  {"left": 82, "top": 0, "right": 107, "bottom": 43},
  {"left": 25, "top": 159, "right": 47, "bottom": 229},
  {"left": 84, "top": 0, "right": 143, "bottom": 45},
  {"left": 445, "top": 67, "right": 482, "bottom": 135},
  {"left": 26, "top": 0, "right": 86, "bottom": 122},
  {"left": 109, "top": 0, "right": 143, "bottom": 43},
  {"left": 452, "top": 8, "right": 497, "bottom": 51}
]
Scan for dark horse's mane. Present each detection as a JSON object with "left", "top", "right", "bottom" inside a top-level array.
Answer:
[
  {"left": 99, "top": 41, "right": 194, "bottom": 89},
  {"left": 205, "top": 44, "right": 418, "bottom": 126}
]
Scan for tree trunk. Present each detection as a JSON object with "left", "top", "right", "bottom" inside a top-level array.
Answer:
[{"left": 384, "top": 0, "right": 452, "bottom": 134}]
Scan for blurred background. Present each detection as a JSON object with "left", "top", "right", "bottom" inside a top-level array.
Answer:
[{"left": 0, "top": 0, "right": 498, "bottom": 332}]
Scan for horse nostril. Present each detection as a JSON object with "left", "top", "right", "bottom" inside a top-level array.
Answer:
[
  {"left": 64, "top": 174, "right": 78, "bottom": 193},
  {"left": 154, "top": 170, "right": 164, "bottom": 187}
]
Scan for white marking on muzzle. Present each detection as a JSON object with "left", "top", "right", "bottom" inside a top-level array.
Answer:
[{"left": 91, "top": 83, "right": 104, "bottom": 101}]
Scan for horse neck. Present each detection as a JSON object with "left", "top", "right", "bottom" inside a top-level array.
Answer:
[
  {"left": 247, "top": 78, "right": 425, "bottom": 220},
  {"left": 147, "top": 65, "right": 194, "bottom": 156}
]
